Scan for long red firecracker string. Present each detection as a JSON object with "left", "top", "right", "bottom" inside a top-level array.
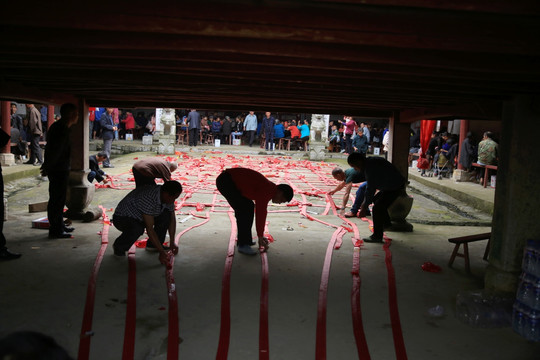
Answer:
[
  {"left": 361, "top": 217, "right": 408, "bottom": 360},
  {"left": 77, "top": 206, "right": 110, "bottom": 360},
  {"left": 350, "top": 244, "right": 371, "bottom": 360},
  {"left": 122, "top": 244, "right": 137, "bottom": 360},
  {"left": 216, "top": 210, "right": 237, "bottom": 360},
  {"left": 166, "top": 211, "right": 211, "bottom": 359},
  {"left": 258, "top": 222, "right": 273, "bottom": 360},
  {"left": 315, "top": 227, "right": 347, "bottom": 360}
]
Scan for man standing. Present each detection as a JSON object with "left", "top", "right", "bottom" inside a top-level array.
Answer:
[
  {"left": 348, "top": 153, "right": 405, "bottom": 243},
  {"left": 216, "top": 168, "right": 294, "bottom": 255},
  {"left": 328, "top": 167, "right": 368, "bottom": 217},
  {"left": 132, "top": 157, "right": 178, "bottom": 187},
  {"left": 10, "top": 103, "right": 24, "bottom": 133},
  {"left": 41, "top": 103, "right": 79, "bottom": 239},
  {"left": 0, "top": 128, "right": 21, "bottom": 260},
  {"left": 112, "top": 181, "right": 182, "bottom": 265},
  {"left": 262, "top": 112, "right": 275, "bottom": 151},
  {"left": 99, "top": 108, "right": 116, "bottom": 168},
  {"left": 243, "top": 111, "right": 257, "bottom": 147},
  {"left": 88, "top": 152, "right": 109, "bottom": 184},
  {"left": 360, "top": 122, "right": 370, "bottom": 144},
  {"left": 24, "top": 104, "right": 43, "bottom": 166},
  {"left": 477, "top": 131, "right": 498, "bottom": 166},
  {"left": 186, "top": 109, "right": 201, "bottom": 146}
]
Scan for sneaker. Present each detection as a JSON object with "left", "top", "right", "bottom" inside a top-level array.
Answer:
[
  {"left": 364, "top": 235, "right": 383, "bottom": 243},
  {"left": 237, "top": 244, "right": 257, "bottom": 255},
  {"left": 340, "top": 150, "right": 346, "bottom": 153},
  {"left": 0, "top": 247, "right": 22, "bottom": 261}
]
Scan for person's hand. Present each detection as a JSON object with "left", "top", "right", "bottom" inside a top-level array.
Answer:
[
  {"left": 103, "top": 178, "right": 109, "bottom": 184},
  {"left": 258, "top": 236, "right": 269, "bottom": 252},
  {"left": 170, "top": 243, "right": 179, "bottom": 256},
  {"left": 159, "top": 251, "right": 171, "bottom": 266},
  {"left": 328, "top": 190, "right": 335, "bottom": 196}
]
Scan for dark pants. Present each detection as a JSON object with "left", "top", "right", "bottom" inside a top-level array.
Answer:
[
  {"left": 132, "top": 167, "right": 156, "bottom": 188},
  {"left": 47, "top": 171, "right": 69, "bottom": 236},
  {"left": 216, "top": 171, "right": 254, "bottom": 246},
  {"left": 29, "top": 134, "right": 43, "bottom": 164},
  {"left": 345, "top": 134, "right": 353, "bottom": 154},
  {"left": 87, "top": 170, "right": 105, "bottom": 183},
  {"left": 246, "top": 130, "right": 255, "bottom": 146},
  {"left": 0, "top": 170, "right": 6, "bottom": 249},
  {"left": 113, "top": 210, "right": 171, "bottom": 252},
  {"left": 189, "top": 128, "right": 199, "bottom": 146},
  {"left": 372, "top": 188, "right": 402, "bottom": 238},
  {"left": 264, "top": 129, "right": 274, "bottom": 150},
  {"left": 350, "top": 182, "right": 368, "bottom": 215}
]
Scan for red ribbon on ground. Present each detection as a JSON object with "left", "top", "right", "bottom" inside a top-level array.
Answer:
[{"left": 77, "top": 206, "right": 110, "bottom": 360}]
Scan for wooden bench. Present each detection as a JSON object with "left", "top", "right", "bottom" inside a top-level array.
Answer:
[
  {"left": 472, "top": 163, "right": 497, "bottom": 188},
  {"left": 448, "top": 232, "right": 491, "bottom": 274}
]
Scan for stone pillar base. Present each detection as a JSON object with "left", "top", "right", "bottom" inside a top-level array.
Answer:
[
  {"left": 0, "top": 153, "right": 16, "bottom": 167},
  {"left": 309, "top": 144, "right": 326, "bottom": 161},
  {"left": 485, "top": 264, "right": 521, "bottom": 294},
  {"left": 158, "top": 136, "right": 175, "bottom": 154},
  {"left": 65, "top": 169, "right": 94, "bottom": 220},
  {"left": 388, "top": 220, "right": 414, "bottom": 232}
]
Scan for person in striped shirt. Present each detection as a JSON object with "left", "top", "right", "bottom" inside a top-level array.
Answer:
[{"left": 112, "top": 181, "right": 182, "bottom": 265}]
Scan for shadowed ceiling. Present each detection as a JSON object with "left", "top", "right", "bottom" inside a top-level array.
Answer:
[{"left": 1, "top": 0, "right": 539, "bottom": 118}]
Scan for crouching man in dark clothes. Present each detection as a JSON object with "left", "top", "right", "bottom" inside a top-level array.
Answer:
[
  {"left": 112, "top": 181, "right": 182, "bottom": 265},
  {"left": 347, "top": 153, "right": 405, "bottom": 243},
  {"left": 216, "top": 168, "right": 294, "bottom": 255},
  {"left": 88, "top": 152, "right": 109, "bottom": 184}
]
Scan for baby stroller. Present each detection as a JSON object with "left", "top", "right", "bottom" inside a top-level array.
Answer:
[{"left": 434, "top": 143, "right": 458, "bottom": 179}]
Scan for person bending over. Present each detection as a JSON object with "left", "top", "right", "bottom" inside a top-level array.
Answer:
[
  {"left": 88, "top": 152, "right": 109, "bottom": 184},
  {"left": 112, "top": 181, "right": 182, "bottom": 265},
  {"left": 328, "top": 167, "right": 368, "bottom": 217},
  {"left": 132, "top": 157, "right": 178, "bottom": 188},
  {"left": 348, "top": 153, "right": 405, "bottom": 243},
  {"left": 216, "top": 168, "right": 294, "bottom": 255}
]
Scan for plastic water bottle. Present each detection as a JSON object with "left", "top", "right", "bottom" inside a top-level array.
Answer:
[
  {"left": 523, "top": 308, "right": 540, "bottom": 342},
  {"left": 512, "top": 302, "right": 527, "bottom": 335}
]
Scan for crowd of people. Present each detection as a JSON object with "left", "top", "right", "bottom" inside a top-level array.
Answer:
[
  {"left": 328, "top": 117, "right": 388, "bottom": 156},
  {"left": 411, "top": 127, "right": 499, "bottom": 182}
]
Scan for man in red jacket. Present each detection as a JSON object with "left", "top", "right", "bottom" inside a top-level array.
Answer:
[{"left": 216, "top": 168, "right": 294, "bottom": 255}]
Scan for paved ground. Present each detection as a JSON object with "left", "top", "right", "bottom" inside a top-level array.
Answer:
[{"left": 1, "top": 145, "right": 538, "bottom": 359}]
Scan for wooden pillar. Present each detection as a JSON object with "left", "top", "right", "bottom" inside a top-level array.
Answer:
[
  {"left": 1, "top": 101, "right": 10, "bottom": 154},
  {"left": 0, "top": 101, "right": 15, "bottom": 166},
  {"left": 457, "top": 119, "right": 469, "bottom": 170},
  {"left": 485, "top": 95, "right": 540, "bottom": 294},
  {"left": 65, "top": 98, "right": 94, "bottom": 219},
  {"left": 388, "top": 112, "right": 410, "bottom": 180},
  {"left": 47, "top": 104, "right": 54, "bottom": 129}
]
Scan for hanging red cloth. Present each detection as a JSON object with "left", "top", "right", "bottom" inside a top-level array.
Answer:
[{"left": 420, "top": 120, "right": 437, "bottom": 154}]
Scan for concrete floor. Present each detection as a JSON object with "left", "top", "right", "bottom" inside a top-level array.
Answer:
[{"left": 1, "top": 146, "right": 539, "bottom": 359}]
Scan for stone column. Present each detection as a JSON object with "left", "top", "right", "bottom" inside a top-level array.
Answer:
[
  {"left": 387, "top": 112, "right": 414, "bottom": 232},
  {"left": 388, "top": 112, "right": 410, "bottom": 180},
  {"left": 65, "top": 99, "right": 94, "bottom": 219},
  {"left": 0, "top": 101, "right": 15, "bottom": 166},
  {"left": 485, "top": 95, "right": 540, "bottom": 294}
]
